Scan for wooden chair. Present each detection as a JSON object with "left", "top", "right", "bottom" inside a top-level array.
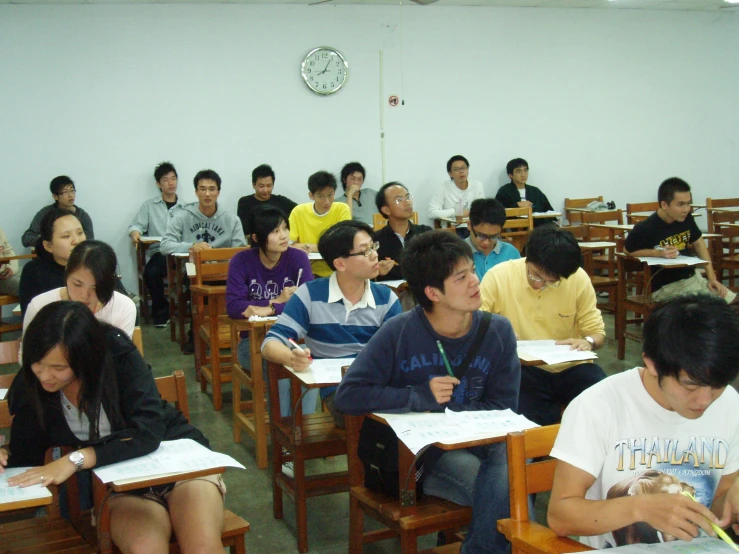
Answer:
[
  {"left": 497, "top": 425, "right": 593, "bottom": 554},
  {"left": 373, "top": 212, "right": 419, "bottom": 232},
  {"left": 706, "top": 198, "right": 739, "bottom": 290},
  {"left": 135, "top": 240, "right": 154, "bottom": 323},
  {"left": 166, "top": 254, "right": 190, "bottom": 348},
  {"left": 582, "top": 209, "right": 624, "bottom": 280},
  {"left": 706, "top": 197, "right": 739, "bottom": 233},
  {"left": 503, "top": 207, "right": 534, "bottom": 253},
  {"left": 625, "top": 201, "right": 658, "bottom": 225},
  {"left": 132, "top": 326, "right": 143, "bottom": 357},
  {"left": 192, "top": 246, "right": 248, "bottom": 411},
  {"left": 563, "top": 196, "right": 603, "bottom": 225},
  {"left": 345, "top": 413, "right": 471, "bottom": 554},
  {"left": 93, "top": 370, "right": 250, "bottom": 554},
  {"left": 615, "top": 254, "right": 656, "bottom": 360}
]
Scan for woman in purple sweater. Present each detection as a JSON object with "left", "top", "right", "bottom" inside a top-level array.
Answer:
[{"left": 226, "top": 206, "right": 315, "bottom": 422}]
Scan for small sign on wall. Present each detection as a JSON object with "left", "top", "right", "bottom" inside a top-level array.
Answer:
[{"left": 388, "top": 95, "right": 399, "bottom": 107}]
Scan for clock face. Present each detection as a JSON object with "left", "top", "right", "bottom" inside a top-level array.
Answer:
[{"left": 301, "top": 47, "right": 348, "bottom": 95}]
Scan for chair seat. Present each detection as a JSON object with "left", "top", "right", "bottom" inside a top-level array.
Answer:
[
  {"left": 419, "top": 544, "right": 462, "bottom": 554},
  {"left": 274, "top": 412, "right": 347, "bottom": 449},
  {"left": 497, "top": 519, "right": 593, "bottom": 553},
  {"left": 199, "top": 318, "right": 232, "bottom": 345},
  {"left": 0, "top": 515, "right": 96, "bottom": 553}
]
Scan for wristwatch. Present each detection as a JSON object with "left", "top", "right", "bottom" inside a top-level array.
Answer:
[
  {"left": 68, "top": 450, "right": 84, "bottom": 472},
  {"left": 584, "top": 336, "right": 596, "bottom": 349}
]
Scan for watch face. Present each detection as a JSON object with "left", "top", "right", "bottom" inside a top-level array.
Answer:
[{"left": 301, "top": 47, "right": 348, "bottom": 95}]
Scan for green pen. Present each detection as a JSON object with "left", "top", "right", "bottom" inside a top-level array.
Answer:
[
  {"left": 680, "top": 490, "right": 739, "bottom": 552},
  {"left": 436, "top": 340, "right": 455, "bottom": 378}
]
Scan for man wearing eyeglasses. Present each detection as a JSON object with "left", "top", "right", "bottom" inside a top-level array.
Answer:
[
  {"left": 466, "top": 198, "right": 520, "bottom": 282},
  {"left": 373, "top": 182, "right": 432, "bottom": 282},
  {"left": 262, "top": 220, "right": 401, "bottom": 428},
  {"left": 22, "top": 176, "right": 95, "bottom": 247},
  {"left": 480, "top": 225, "right": 606, "bottom": 426}
]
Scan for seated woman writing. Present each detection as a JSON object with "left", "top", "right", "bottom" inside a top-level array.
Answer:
[
  {"left": 1, "top": 302, "right": 226, "bottom": 554},
  {"left": 23, "top": 240, "right": 136, "bottom": 338}
]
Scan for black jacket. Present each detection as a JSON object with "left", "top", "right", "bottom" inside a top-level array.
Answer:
[
  {"left": 495, "top": 183, "right": 556, "bottom": 227},
  {"left": 373, "top": 222, "right": 433, "bottom": 281},
  {"left": 7, "top": 327, "right": 209, "bottom": 468}
]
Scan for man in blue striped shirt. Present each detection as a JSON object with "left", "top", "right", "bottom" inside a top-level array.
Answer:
[{"left": 261, "top": 220, "right": 402, "bottom": 428}]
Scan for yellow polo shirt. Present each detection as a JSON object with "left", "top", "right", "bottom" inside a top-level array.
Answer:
[
  {"left": 289, "top": 201, "right": 351, "bottom": 277},
  {"left": 480, "top": 258, "right": 605, "bottom": 373}
]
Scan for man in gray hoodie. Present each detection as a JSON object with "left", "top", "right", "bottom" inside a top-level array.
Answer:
[{"left": 160, "top": 169, "right": 246, "bottom": 255}]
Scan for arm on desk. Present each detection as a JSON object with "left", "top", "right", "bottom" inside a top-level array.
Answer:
[
  {"left": 159, "top": 215, "right": 191, "bottom": 255},
  {"left": 427, "top": 185, "right": 455, "bottom": 220}
]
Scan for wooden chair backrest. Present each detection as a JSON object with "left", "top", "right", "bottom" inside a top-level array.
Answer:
[
  {"left": 155, "top": 370, "right": 190, "bottom": 421},
  {"left": 626, "top": 201, "right": 658, "bottom": 224},
  {"left": 507, "top": 424, "right": 560, "bottom": 522},
  {"left": 503, "top": 206, "right": 534, "bottom": 231},
  {"left": 558, "top": 225, "right": 588, "bottom": 242},
  {"left": 564, "top": 196, "right": 604, "bottom": 224},
  {"left": 193, "top": 247, "right": 249, "bottom": 286},
  {"left": 582, "top": 209, "right": 623, "bottom": 239},
  {"left": 706, "top": 198, "right": 739, "bottom": 232},
  {"left": 372, "top": 212, "right": 419, "bottom": 232},
  {"left": 0, "top": 339, "right": 20, "bottom": 365},
  {"left": 132, "top": 327, "right": 143, "bottom": 357}
]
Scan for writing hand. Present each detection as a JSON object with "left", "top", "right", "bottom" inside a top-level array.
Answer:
[
  {"left": 429, "top": 376, "right": 460, "bottom": 405},
  {"left": 290, "top": 347, "right": 312, "bottom": 372},
  {"left": 638, "top": 493, "right": 720, "bottom": 542},
  {"left": 661, "top": 245, "right": 679, "bottom": 259},
  {"left": 717, "top": 478, "right": 739, "bottom": 533}
]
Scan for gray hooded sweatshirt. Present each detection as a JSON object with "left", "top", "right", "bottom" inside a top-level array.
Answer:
[{"left": 159, "top": 202, "right": 246, "bottom": 255}]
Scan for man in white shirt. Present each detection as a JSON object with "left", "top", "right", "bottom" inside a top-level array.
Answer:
[
  {"left": 548, "top": 295, "right": 739, "bottom": 549},
  {"left": 427, "top": 155, "right": 485, "bottom": 237}
]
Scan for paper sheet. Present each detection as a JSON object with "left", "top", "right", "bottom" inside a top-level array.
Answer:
[
  {"left": 0, "top": 467, "right": 53, "bottom": 504},
  {"left": 517, "top": 340, "right": 597, "bottom": 365},
  {"left": 248, "top": 315, "right": 278, "bottom": 322},
  {"left": 570, "top": 537, "right": 738, "bottom": 553},
  {"left": 533, "top": 211, "right": 562, "bottom": 217},
  {"left": 141, "top": 236, "right": 163, "bottom": 242},
  {"left": 185, "top": 262, "right": 195, "bottom": 277},
  {"left": 308, "top": 252, "right": 323, "bottom": 260},
  {"left": 0, "top": 389, "right": 7, "bottom": 400},
  {"left": 93, "top": 439, "right": 245, "bottom": 484},
  {"left": 308, "top": 358, "right": 355, "bottom": 384},
  {"left": 636, "top": 255, "right": 707, "bottom": 267},
  {"left": 379, "top": 279, "right": 406, "bottom": 289},
  {"left": 578, "top": 241, "right": 617, "bottom": 249},
  {"left": 377, "top": 409, "right": 539, "bottom": 455}
]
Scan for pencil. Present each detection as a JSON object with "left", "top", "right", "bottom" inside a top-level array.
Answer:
[{"left": 436, "top": 340, "right": 455, "bottom": 378}]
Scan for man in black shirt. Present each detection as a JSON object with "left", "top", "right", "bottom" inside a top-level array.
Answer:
[
  {"left": 236, "top": 164, "right": 297, "bottom": 239},
  {"left": 624, "top": 177, "right": 735, "bottom": 303},
  {"left": 495, "top": 158, "right": 556, "bottom": 227},
  {"left": 373, "top": 182, "right": 432, "bottom": 282}
]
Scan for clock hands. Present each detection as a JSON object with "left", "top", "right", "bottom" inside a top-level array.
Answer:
[{"left": 318, "top": 59, "right": 331, "bottom": 75}]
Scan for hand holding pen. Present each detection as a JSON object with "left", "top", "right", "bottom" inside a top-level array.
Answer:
[
  {"left": 288, "top": 338, "right": 313, "bottom": 372},
  {"left": 430, "top": 340, "right": 459, "bottom": 404}
]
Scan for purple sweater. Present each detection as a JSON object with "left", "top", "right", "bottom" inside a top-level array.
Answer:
[{"left": 226, "top": 247, "right": 314, "bottom": 322}]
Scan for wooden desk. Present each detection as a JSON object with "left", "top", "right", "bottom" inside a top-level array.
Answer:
[
  {"left": 0, "top": 489, "right": 53, "bottom": 512},
  {"left": 166, "top": 253, "right": 190, "bottom": 349},
  {"left": 135, "top": 237, "right": 161, "bottom": 323},
  {"left": 435, "top": 216, "right": 468, "bottom": 229},
  {"left": 533, "top": 211, "right": 561, "bottom": 219},
  {"left": 190, "top": 283, "right": 229, "bottom": 408}
]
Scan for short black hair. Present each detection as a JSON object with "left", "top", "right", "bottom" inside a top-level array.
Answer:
[
  {"left": 340, "top": 162, "right": 366, "bottom": 191},
  {"left": 50, "top": 175, "right": 74, "bottom": 196},
  {"left": 643, "top": 295, "right": 739, "bottom": 388},
  {"left": 658, "top": 177, "right": 691, "bottom": 205},
  {"left": 154, "top": 162, "right": 177, "bottom": 183},
  {"left": 401, "top": 231, "right": 473, "bottom": 312},
  {"left": 308, "top": 171, "right": 337, "bottom": 194},
  {"left": 249, "top": 206, "right": 289, "bottom": 253},
  {"left": 39, "top": 208, "right": 82, "bottom": 243},
  {"left": 318, "top": 220, "right": 373, "bottom": 271},
  {"left": 525, "top": 226, "right": 582, "bottom": 279},
  {"left": 252, "top": 164, "right": 275, "bottom": 185},
  {"left": 469, "top": 198, "right": 506, "bottom": 228},
  {"left": 506, "top": 158, "right": 529, "bottom": 176},
  {"left": 193, "top": 169, "right": 221, "bottom": 190},
  {"left": 375, "top": 181, "right": 408, "bottom": 219},
  {"left": 446, "top": 155, "right": 469, "bottom": 173},
  {"left": 65, "top": 240, "right": 118, "bottom": 306}
]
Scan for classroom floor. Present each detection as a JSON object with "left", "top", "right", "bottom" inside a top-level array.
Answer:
[{"left": 0, "top": 309, "right": 676, "bottom": 553}]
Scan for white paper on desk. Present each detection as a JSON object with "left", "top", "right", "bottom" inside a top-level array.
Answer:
[
  {"left": 308, "top": 252, "right": 322, "bottom": 260},
  {"left": 578, "top": 241, "right": 617, "bottom": 249},
  {"left": 0, "top": 467, "right": 53, "bottom": 503},
  {"left": 173, "top": 252, "right": 189, "bottom": 258},
  {"left": 636, "top": 255, "right": 707, "bottom": 267},
  {"left": 142, "top": 236, "right": 163, "bottom": 242},
  {"left": 185, "top": 262, "right": 196, "bottom": 277},
  {"left": 248, "top": 315, "right": 278, "bottom": 322},
  {"left": 307, "top": 358, "right": 355, "bottom": 384},
  {"left": 517, "top": 340, "right": 597, "bottom": 365},
  {"left": 93, "top": 439, "right": 245, "bottom": 484},
  {"left": 568, "top": 537, "right": 738, "bottom": 553},
  {"left": 380, "top": 279, "right": 406, "bottom": 289},
  {"left": 533, "top": 211, "right": 561, "bottom": 217},
  {"left": 0, "top": 389, "right": 7, "bottom": 400}
]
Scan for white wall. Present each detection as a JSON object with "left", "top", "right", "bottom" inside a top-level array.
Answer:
[{"left": 1, "top": 3, "right": 736, "bottom": 290}]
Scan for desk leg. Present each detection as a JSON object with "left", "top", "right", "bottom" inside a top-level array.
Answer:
[
  {"left": 268, "top": 362, "right": 284, "bottom": 521},
  {"left": 251, "top": 327, "right": 269, "bottom": 469}
]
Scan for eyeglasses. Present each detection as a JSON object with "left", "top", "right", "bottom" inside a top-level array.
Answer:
[
  {"left": 346, "top": 242, "right": 380, "bottom": 258},
  {"left": 472, "top": 229, "right": 500, "bottom": 242},
  {"left": 527, "top": 268, "right": 561, "bottom": 288},
  {"left": 58, "top": 188, "right": 76, "bottom": 196},
  {"left": 393, "top": 195, "right": 414, "bottom": 205},
  {"left": 451, "top": 166, "right": 468, "bottom": 173}
]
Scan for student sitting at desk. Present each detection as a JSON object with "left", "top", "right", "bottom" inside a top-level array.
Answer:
[
  {"left": 335, "top": 230, "right": 520, "bottom": 554},
  {"left": 261, "top": 220, "right": 401, "bottom": 428},
  {"left": 548, "top": 295, "right": 739, "bottom": 549},
  {"left": 1, "top": 302, "right": 227, "bottom": 554},
  {"left": 624, "top": 177, "right": 736, "bottom": 304},
  {"left": 480, "top": 225, "right": 606, "bottom": 426},
  {"left": 427, "top": 155, "right": 485, "bottom": 236},
  {"left": 466, "top": 198, "right": 520, "bottom": 282},
  {"left": 0, "top": 225, "right": 21, "bottom": 296},
  {"left": 237, "top": 164, "right": 297, "bottom": 239},
  {"left": 288, "top": 170, "right": 351, "bottom": 277},
  {"left": 226, "top": 206, "right": 315, "bottom": 421},
  {"left": 495, "top": 158, "right": 555, "bottom": 227},
  {"left": 128, "top": 161, "right": 185, "bottom": 328},
  {"left": 340, "top": 161, "right": 377, "bottom": 226}
]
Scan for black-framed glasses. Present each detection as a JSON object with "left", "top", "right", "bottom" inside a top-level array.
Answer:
[
  {"left": 346, "top": 242, "right": 380, "bottom": 258},
  {"left": 472, "top": 229, "right": 500, "bottom": 242}
]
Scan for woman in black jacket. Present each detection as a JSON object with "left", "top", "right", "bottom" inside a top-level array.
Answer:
[{"left": 1, "top": 301, "right": 225, "bottom": 554}]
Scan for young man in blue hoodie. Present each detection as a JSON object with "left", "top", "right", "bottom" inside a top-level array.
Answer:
[{"left": 335, "top": 231, "right": 521, "bottom": 554}]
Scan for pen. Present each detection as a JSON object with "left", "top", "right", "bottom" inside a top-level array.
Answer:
[
  {"left": 296, "top": 268, "right": 303, "bottom": 287},
  {"left": 436, "top": 340, "right": 455, "bottom": 378},
  {"left": 288, "top": 338, "right": 313, "bottom": 361},
  {"left": 681, "top": 491, "right": 739, "bottom": 552}
]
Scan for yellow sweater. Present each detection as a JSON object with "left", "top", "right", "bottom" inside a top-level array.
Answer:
[
  {"left": 480, "top": 258, "right": 605, "bottom": 373},
  {"left": 289, "top": 201, "right": 351, "bottom": 277}
]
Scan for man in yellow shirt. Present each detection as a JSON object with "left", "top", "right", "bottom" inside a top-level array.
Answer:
[
  {"left": 480, "top": 226, "right": 606, "bottom": 425},
  {"left": 289, "top": 171, "right": 351, "bottom": 277}
]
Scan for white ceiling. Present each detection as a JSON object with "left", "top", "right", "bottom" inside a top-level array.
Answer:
[{"left": 0, "top": 0, "right": 737, "bottom": 11}]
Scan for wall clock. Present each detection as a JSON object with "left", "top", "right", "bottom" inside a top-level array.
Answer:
[{"left": 301, "top": 47, "right": 348, "bottom": 95}]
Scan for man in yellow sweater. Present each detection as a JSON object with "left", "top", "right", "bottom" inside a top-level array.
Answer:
[
  {"left": 480, "top": 226, "right": 606, "bottom": 425},
  {"left": 289, "top": 171, "right": 351, "bottom": 277}
]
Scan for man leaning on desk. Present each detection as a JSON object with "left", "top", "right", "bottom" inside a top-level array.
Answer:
[
  {"left": 624, "top": 177, "right": 736, "bottom": 304},
  {"left": 335, "top": 231, "right": 520, "bottom": 554},
  {"left": 480, "top": 225, "right": 606, "bottom": 426},
  {"left": 548, "top": 295, "right": 739, "bottom": 550}
]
